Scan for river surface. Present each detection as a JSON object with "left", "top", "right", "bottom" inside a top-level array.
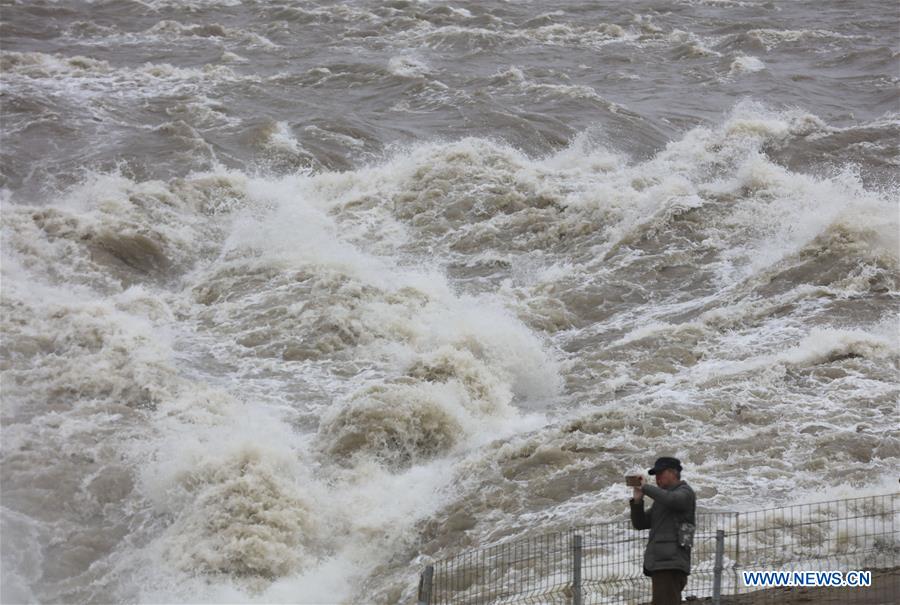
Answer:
[{"left": 1, "top": 1, "right": 898, "bottom": 603}]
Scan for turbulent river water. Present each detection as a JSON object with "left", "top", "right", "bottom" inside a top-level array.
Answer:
[{"left": 1, "top": 0, "right": 898, "bottom": 603}]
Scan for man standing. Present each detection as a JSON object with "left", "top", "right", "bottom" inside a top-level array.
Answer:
[{"left": 629, "top": 457, "right": 697, "bottom": 605}]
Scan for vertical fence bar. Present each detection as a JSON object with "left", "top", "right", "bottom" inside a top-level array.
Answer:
[
  {"left": 572, "top": 533, "right": 583, "bottom": 605},
  {"left": 712, "top": 529, "right": 724, "bottom": 605},
  {"left": 418, "top": 565, "right": 434, "bottom": 605},
  {"left": 733, "top": 511, "right": 741, "bottom": 596}
]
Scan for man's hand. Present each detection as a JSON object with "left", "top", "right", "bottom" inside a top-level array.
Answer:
[{"left": 632, "top": 475, "right": 644, "bottom": 501}]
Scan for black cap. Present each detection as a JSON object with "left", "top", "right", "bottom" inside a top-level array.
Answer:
[{"left": 648, "top": 457, "right": 682, "bottom": 475}]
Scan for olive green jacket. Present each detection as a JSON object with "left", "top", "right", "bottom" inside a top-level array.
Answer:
[{"left": 629, "top": 480, "right": 696, "bottom": 576}]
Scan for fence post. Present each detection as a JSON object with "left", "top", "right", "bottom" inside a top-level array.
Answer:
[
  {"left": 712, "top": 529, "right": 725, "bottom": 605},
  {"left": 572, "top": 534, "right": 583, "bottom": 605},
  {"left": 733, "top": 511, "right": 740, "bottom": 597},
  {"left": 418, "top": 565, "right": 433, "bottom": 605}
]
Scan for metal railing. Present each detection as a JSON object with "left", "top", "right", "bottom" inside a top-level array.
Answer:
[{"left": 417, "top": 492, "right": 898, "bottom": 604}]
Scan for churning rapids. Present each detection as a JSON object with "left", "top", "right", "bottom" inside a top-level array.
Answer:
[{"left": 1, "top": 0, "right": 898, "bottom": 603}]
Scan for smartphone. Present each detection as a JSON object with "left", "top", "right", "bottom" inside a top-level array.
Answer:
[{"left": 625, "top": 475, "right": 642, "bottom": 487}]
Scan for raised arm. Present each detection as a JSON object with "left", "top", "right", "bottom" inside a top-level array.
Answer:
[{"left": 641, "top": 484, "right": 693, "bottom": 512}]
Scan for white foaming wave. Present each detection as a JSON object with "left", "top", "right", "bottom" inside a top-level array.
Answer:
[
  {"left": 63, "top": 19, "right": 118, "bottom": 38},
  {"left": 164, "top": 93, "right": 242, "bottom": 129},
  {"left": 220, "top": 50, "right": 248, "bottom": 64},
  {"left": 505, "top": 74, "right": 624, "bottom": 110},
  {"left": 527, "top": 22, "right": 631, "bottom": 48},
  {"left": 489, "top": 65, "right": 527, "bottom": 84},
  {"left": 777, "top": 328, "right": 899, "bottom": 367},
  {"left": 728, "top": 54, "right": 766, "bottom": 75},
  {"left": 420, "top": 293, "right": 563, "bottom": 402},
  {"left": 263, "top": 121, "right": 305, "bottom": 154},
  {"left": 316, "top": 347, "right": 520, "bottom": 469},
  {"left": 587, "top": 102, "right": 898, "bottom": 284},
  {"left": 1, "top": 51, "right": 109, "bottom": 74},
  {"left": 62, "top": 19, "right": 278, "bottom": 49},
  {"left": 1, "top": 167, "right": 279, "bottom": 600},
  {"left": 668, "top": 29, "right": 722, "bottom": 58},
  {"left": 219, "top": 179, "right": 395, "bottom": 284},
  {"left": 1, "top": 169, "right": 250, "bottom": 293},
  {"left": 746, "top": 28, "right": 862, "bottom": 50},
  {"left": 188, "top": 165, "right": 561, "bottom": 430},
  {"left": 598, "top": 288, "right": 893, "bottom": 395},
  {"left": 610, "top": 319, "right": 707, "bottom": 347},
  {"left": 393, "top": 20, "right": 632, "bottom": 53},
  {"left": 686, "top": 326, "right": 898, "bottom": 384},
  {"left": 408, "top": 24, "right": 508, "bottom": 50},
  {"left": 631, "top": 13, "right": 664, "bottom": 36},
  {"left": 0, "top": 260, "right": 463, "bottom": 602},
  {"left": 130, "top": 387, "right": 321, "bottom": 585},
  {"left": 279, "top": 102, "right": 893, "bottom": 298},
  {"left": 36, "top": 162, "right": 550, "bottom": 599},
  {"left": 710, "top": 154, "right": 898, "bottom": 281},
  {"left": 0, "top": 281, "right": 181, "bottom": 418},
  {"left": 433, "top": 5, "right": 475, "bottom": 19},
  {"left": 0, "top": 269, "right": 190, "bottom": 602},
  {"left": 322, "top": 133, "right": 622, "bottom": 234},
  {"left": 0, "top": 51, "right": 240, "bottom": 81},
  {"left": 213, "top": 175, "right": 562, "bottom": 393},
  {"left": 141, "top": 204, "right": 558, "bottom": 604},
  {"left": 0, "top": 51, "right": 252, "bottom": 103},
  {"left": 144, "top": 20, "right": 279, "bottom": 48}
]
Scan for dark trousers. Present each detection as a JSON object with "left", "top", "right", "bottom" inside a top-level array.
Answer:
[{"left": 651, "top": 569, "right": 687, "bottom": 605}]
